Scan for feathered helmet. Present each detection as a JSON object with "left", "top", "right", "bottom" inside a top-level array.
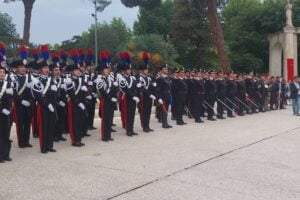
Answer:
[
  {"left": 50, "top": 52, "right": 60, "bottom": 70},
  {"left": 38, "top": 44, "right": 50, "bottom": 68},
  {"left": 119, "top": 51, "right": 131, "bottom": 70},
  {"left": 85, "top": 48, "right": 94, "bottom": 66},
  {"left": 19, "top": 45, "right": 28, "bottom": 65},
  {"left": 0, "top": 42, "right": 7, "bottom": 62},
  {"left": 78, "top": 48, "right": 86, "bottom": 67},
  {"left": 139, "top": 51, "right": 150, "bottom": 70}
]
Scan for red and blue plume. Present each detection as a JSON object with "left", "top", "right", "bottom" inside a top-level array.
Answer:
[
  {"left": 119, "top": 52, "right": 125, "bottom": 61},
  {"left": 124, "top": 52, "right": 131, "bottom": 64},
  {"left": 143, "top": 52, "right": 150, "bottom": 65},
  {"left": 59, "top": 50, "right": 67, "bottom": 62},
  {"left": 78, "top": 48, "right": 85, "bottom": 63},
  {"left": 40, "top": 45, "right": 50, "bottom": 60},
  {"left": 0, "top": 42, "right": 6, "bottom": 57},
  {"left": 105, "top": 51, "right": 111, "bottom": 63},
  {"left": 19, "top": 45, "right": 28, "bottom": 60},
  {"left": 86, "top": 49, "right": 94, "bottom": 62},
  {"left": 100, "top": 50, "right": 110, "bottom": 65},
  {"left": 51, "top": 52, "right": 60, "bottom": 63},
  {"left": 70, "top": 49, "right": 79, "bottom": 64},
  {"left": 31, "top": 49, "right": 39, "bottom": 61}
]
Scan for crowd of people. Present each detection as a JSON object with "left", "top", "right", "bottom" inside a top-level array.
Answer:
[{"left": 0, "top": 43, "right": 289, "bottom": 163}]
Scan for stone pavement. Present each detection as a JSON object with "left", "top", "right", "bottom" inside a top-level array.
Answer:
[{"left": 0, "top": 108, "right": 299, "bottom": 200}]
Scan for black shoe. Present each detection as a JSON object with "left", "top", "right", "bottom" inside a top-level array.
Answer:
[
  {"left": 132, "top": 132, "right": 138, "bottom": 136},
  {"left": 207, "top": 118, "right": 216, "bottom": 121},
  {"left": 41, "top": 150, "right": 48, "bottom": 154},
  {"left": 163, "top": 124, "right": 172, "bottom": 128},
  {"left": 112, "top": 123, "right": 116, "bottom": 126},
  {"left": 143, "top": 129, "right": 150, "bottom": 132},
  {"left": 48, "top": 148, "right": 57, "bottom": 153},
  {"left": 54, "top": 138, "right": 60, "bottom": 142},
  {"left": 59, "top": 137, "right": 67, "bottom": 141},
  {"left": 25, "top": 144, "right": 33, "bottom": 148},
  {"left": 102, "top": 139, "right": 109, "bottom": 142},
  {"left": 158, "top": 119, "right": 162, "bottom": 123},
  {"left": 195, "top": 119, "right": 204, "bottom": 123},
  {"left": 148, "top": 128, "right": 154, "bottom": 132},
  {"left": 177, "top": 122, "right": 184, "bottom": 125},
  {"left": 109, "top": 138, "right": 114, "bottom": 141},
  {"left": 72, "top": 143, "right": 82, "bottom": 147},
  {"left": 4, "top": 157, "right": 12, "bottom": 162},
  {"left": 19, "top": 144, "right": 26, "bottom": 148},
  {"left": 126, "top": 133, "right": 133, "bottom": 137},
  {"left": 0, "top": 159, "right": 5, "bottom": 163},
  {"left": 84, "top": 133, "right": 91, "bottom": 137},
  {"left": 79, "top": 143, "right": 85, "bottom": 147},
  {"left": 90, "top": 127, "right": 97, "bottom": 130},
  {"left": 227, "top": 115, "right": 235, "bottom": 118},
  {"left": 111, "top": 129, "right": 116, "bottom": 132}
]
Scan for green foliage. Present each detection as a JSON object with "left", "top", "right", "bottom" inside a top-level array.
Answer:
[
  {"left": 133, "top": 0, "right": 174, "bottom": 40},
  {"left": 0, "top": 12, "right": 18, "bottom": 41},
  {"left": 120, "top": 0, "right": 161, "bottom": 9}
]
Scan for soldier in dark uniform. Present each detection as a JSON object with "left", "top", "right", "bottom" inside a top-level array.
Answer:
[
  {"left": 13, "top": 47, "right": 34, "bottom": 148},
  {"left": 118, "top": 52, "right": 139, "bottom": 136},
  {"left": 190, "top": 70, "right": 205, "bottom": 123},
  {"left": 245, "top": 74, "right": 258, "bottom": 113},
  {"left": 270, "top": 76, "right": 279, "bottom": 110},
  {"left": 216, "top": 72, "right": 226, "bottom": 119},
  {"left": 33, "top": 56, "right": 58, "bottom": 153},
  {"left": 204, "top": 71, "right": 217, "bottom": 121},
  {"left": 50, "top": 53, "right": 67, "bottom": 142},
  {"left": 96, "top": 62, "right": 118, "bottom": 141},
  {"left": 0, "top": 65, "right": 14, "bottom": 162},
  {"left": 170, "top": 68, "right": 179, "bottom": 121},
  {"left": 226, "top": 72, "right": 237, "bottom": 118},
  {"left": 65, "top": 50, "right": 88, "bottom": 147},
  {"left": 156, "top": 64, "right": 173, "bottom": 128},
  {"left": 137, "top": 52, "right": 156, "bottom": 132},
  {"left": 236, "top": 74, "right": 247, "bottom": 115},
  {"left": 173, "top": 68, "right": 188, "bottom": 125}
]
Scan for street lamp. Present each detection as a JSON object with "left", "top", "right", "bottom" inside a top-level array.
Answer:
[{"left": 91, "top": 0, "right": 98, "bottom": 67}]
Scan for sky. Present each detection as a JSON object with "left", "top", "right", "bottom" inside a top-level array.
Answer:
[{"left": 0, "top": 0, "right": 139, "bottom": 45}]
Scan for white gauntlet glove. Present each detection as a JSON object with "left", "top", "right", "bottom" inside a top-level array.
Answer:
[
  {"left": 158, "top": 99, "right": 163, "bottom": 105},
  {"left": 78, "top": 103, "right": 85, "bottom": 110},
  {"left": 149, "top": 95, "right": 156, "bottom": 100},
  {"left": 51, "top": 85, "right": 57, "bottom": 92},
  {"left": 1, "top": 108, "right": 10, "bottom": 116},
  {"left": 88, "top": 81, "right": 93, "bottom": 86},
  {"left": 133, "top": 96, "right": 140, "bottom": 103},
  {"left": 81, "top": 86, "right": 88, "bottom": 92},
  {"left": 59, "top": 101, "right": 66, "bottom": 107},
  {"left": 86, "top": 95, "right": 92, "bottom": 100},
  {"left": 113, "top": 81, "right": 118, "bottom": 87},
  {"left": 21, "top": 100, "right": 31, "bottom": 107},
  {"left": 5, "top": 88, "right": 13, "bottom": 95},
  {"left": 111, "top": 97, "right": 117, "bottom": 102},
  {"left": 48, "top": 104, "right": 55, "bottom": 112}
]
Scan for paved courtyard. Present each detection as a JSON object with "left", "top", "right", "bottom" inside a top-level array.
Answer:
[{"left": 0, "top": 107, "right": 299, "bottom": 200}]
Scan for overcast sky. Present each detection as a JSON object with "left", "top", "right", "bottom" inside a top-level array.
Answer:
[{"left": 0, "top": 0, "right": 138, "bottom": 45}]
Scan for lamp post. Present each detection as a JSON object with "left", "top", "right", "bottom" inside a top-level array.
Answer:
[{"left": 92, "top": 0, "right": 98, "bottom": 67}]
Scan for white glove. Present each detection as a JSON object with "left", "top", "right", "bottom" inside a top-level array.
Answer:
[
  {"left": 88, "top": 81, "right": 93, "bottom": 86},
  {"left": 113, "top": 81, "right": 118, "bottom": 87},
  {"left": 137, "top": 83, "right": 142, "bottom": 88},
  {"left": 150, "top": 95, "right": 156, "bottom": 100},
  {"left": 92, "top": 92, "right": 97, "bottom": 98},
  {"left": 51, "top": 85, "right": 57, "bottom": 92},
  {"left": 64, "top": 78, "right": 72, "bottom": 85},
  {"left": 111, "top": 97, "right": 117, "bottom": 102},
  {"left": 81, "top": 86, "right": 88, "bottom": 92},
  {"left": 61, "top": 84, "right": 66, "bottom": 90},
  {"left": 48, "top": 104, "right": 55, "bottom": 112},
  {"left": 1, "top": 108, "right": 10, "bottom": 116},
  {"left": 21, "top": 100, "right": 31, "bottom": 107},
  {"left": 86, "top": 95, "right": 92, "bottom": 100},
  {"left": 6, "top": 88, "right": 13, "bottom": 95},
  {"left": 59, "top": 101, "right": 66, "bottom": 107},
  {"left": 158, "top": 99, "right": 163, "bottom": 105},
  {"left": 152, "top": 82, "right": 157, "bottom": 87},
  {"left": 78, "top": 103, "right": 85, "bottom": 110},
  {"left": 133, "top": 97, "right": 140, "bottom": 103}
]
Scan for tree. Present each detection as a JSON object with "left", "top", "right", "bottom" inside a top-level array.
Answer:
[
  {"left": 4, "top": 0, "right": 36, "bottom": 45},
  {"left": 120, "top": 0, "right": 161, "bottom": 9},
  {"left": 206, "top": 0, "right": 231, "bottom": 73},
  {"left": 90, "top": 0, "right": 111, "bottom": 12},
  {"left": 133, "top": 0, "right": 174, "bottom": 40},
  {"left": 0, "top": 12, "right": 18, "bottom": 42}
]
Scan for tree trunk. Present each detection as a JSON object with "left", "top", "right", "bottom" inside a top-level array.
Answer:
[
  {"left": 22, "top": 0, "right": 35, "bottom": 45},
  {"left": 207, "top": 0, "right": 231, "bottom": 73}
]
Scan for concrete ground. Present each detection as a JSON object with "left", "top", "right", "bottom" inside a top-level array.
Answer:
[{"left": 0, "top": 107, "right": 299, "bottom": 200}]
